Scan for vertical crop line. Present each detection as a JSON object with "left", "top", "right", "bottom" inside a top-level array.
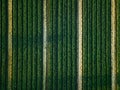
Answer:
[
  {"left": 43, "top": 0, "right": 47, "bottom": 89},
  {"left": 8, "top": 0, "right": 12, "bottom": 89},
  {"left": 111, "top": 0, "right": 117, "bottom": 90},
  {"left": 0, "top": 0, "right": 1, "bottom": 88},
  {"left": 77, "top": 0, "right": 82, "bottom": 90}
]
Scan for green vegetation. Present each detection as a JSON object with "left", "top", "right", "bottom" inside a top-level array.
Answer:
[
  {"left": 22, "top": 0, "right": 27, "bottom": 89},
  {"left": 0, "top": 0, "right": 2, "bottom": 88},
  {"left": 92, "top": 0, "right": 97, "bottom": 89},
  {"left": 52, "top": 0, "right": 58, "bottom": 89},
  {"left": 72, "top": 0, "right": 77, "bottom": 90},
  {"left": 62, "top": 0, "right": 67, "bottom": 90},
  {"left": 17, "top": 0, "right": 23, "bottom": 90},
  {"left": 106, "top": 0, "right": 111, "bottom": 89},
  {"left": 82, "top": 0, "right": 111, "bottom": 89},
  {"left": 117, "top": 0, "right": 120, "bottom": 89},
  {"left": 83, "top": 0, "right": 88, "bottom": 89},
  {"left": 0, "top": 0, "right": 114, "bottom": 90},
  {"left": 46, "top": 0, "right": 53, "bottom": 90},
  {"left": 1, "top": 0, "right": 8, "bottom": 90},
  {"left": 58, "top": 0, "right": 63, "bottom": 89},
  {"left": 37, "top": 0, "right": 43, "bottom": 89},
  {"left": 27, "top": 0, "right": 33, "bottom": 89},
  {"left": 12, "top": 0, "right": 18, "bottom": 89}
]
